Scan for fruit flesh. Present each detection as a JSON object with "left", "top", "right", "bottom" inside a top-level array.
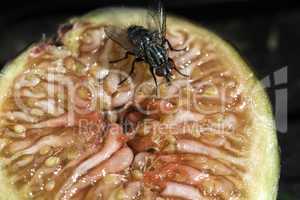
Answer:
[{"left": 0, "top": 8, "right": 279, "bottom": 200}]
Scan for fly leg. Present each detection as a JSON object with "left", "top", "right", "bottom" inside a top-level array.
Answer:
[
  {"left": 168, "top": 58, "right": 189, "bottom": 77},
  {"left": 119, "top": 58, "right": 143, "bottom": 85},
  {"left": 150, "top": 67, "right": 158, "bottom": 95},
  {"left": 165, "top": 39, "right": 187, "bottom": 52},
  {"left": 110, "top": 51, "right": 134, "bottom": 63},
  {"left": 166, "top": 74, "right": 172, "bottom": 85}
]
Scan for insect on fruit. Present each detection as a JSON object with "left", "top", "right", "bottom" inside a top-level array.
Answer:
[{"left": 104, "top": 0, "right": 188, "bottom": 94}]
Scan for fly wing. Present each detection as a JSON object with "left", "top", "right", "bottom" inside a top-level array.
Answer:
[
  {"left": 146, "top": 0, "right": 166, "bottom": 43},
  {"left": 104, "top": 25, "right": 136, "bottom": 53}
]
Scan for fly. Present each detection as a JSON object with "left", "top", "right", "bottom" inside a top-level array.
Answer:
[{"left": 104, "top": 0, "right": 188, "bottom": 94}]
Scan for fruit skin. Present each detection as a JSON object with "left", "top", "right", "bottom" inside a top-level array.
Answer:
[
  {"left": 0, "top": 48, "right": 32, "bottom": 200},
  {"left": 0, "top": 8, "right": 279, "bottom": 200}
]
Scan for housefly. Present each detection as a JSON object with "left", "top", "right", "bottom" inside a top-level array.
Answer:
[{"left": 104, "top": 0, "right": 187, "bottom": 94}]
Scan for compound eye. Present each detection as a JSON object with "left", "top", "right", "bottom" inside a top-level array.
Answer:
[{"left": 155, "top": 68, "right": 165, "bottom": 77}]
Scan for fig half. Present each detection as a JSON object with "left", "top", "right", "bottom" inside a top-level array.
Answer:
[{"left": 0, "top": 8, "right": 279, "bottom": 200}]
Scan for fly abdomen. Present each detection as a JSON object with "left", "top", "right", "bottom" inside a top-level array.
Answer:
[{"left": 146, "top": 45, "right": 166, "bottom": 67}]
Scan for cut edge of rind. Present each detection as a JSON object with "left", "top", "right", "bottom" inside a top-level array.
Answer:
[{"left": 0, "top": 46, "right": 35, "bottom": 200}]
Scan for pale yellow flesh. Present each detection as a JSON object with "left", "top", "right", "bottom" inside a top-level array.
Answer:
[{"left": 0, "top": 8, "right": 279, "bottom": 200}]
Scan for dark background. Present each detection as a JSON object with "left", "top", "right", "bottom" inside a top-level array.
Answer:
[{"left": 0, "top": 1, "right": 298, "bottom": 199}]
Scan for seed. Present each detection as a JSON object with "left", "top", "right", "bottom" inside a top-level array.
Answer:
[
  {"left": 57, "top": 93, "right": 65, "bottom": 102},
  {"left": 30, "top": 108, "right": 44, "bottom": 116},
  {"left": 77, "top": 87, "right": 90, "bottom": 99},
  {"left": 45, "top": 180, "right": 56, "bottom": 191},
  {"left": 103, "top": 174, "right": 120, "bottom": 185},
  {"left": 216, "top": 114, "right": 225, "bottom": 123},
  {"left": 26, "top": 98, "right": 35, "bottom": 107},
  {"left": 27, "top": 74, "right": 40, "bottom": 83},
  {"left": 39, "top": 146, "right": 51, "bottom": 155},
  {"left": 4, "top": 128, "right": 25, "bottom": 138},
  {"left": 66, "top": 148, "right": 79, "bottom": 160},
  {"left": 45, "top": 156, "right": 60, "bottom": 167},
  {"left": 166, "top": 135, "right": 176, "bottom": 144},
  {"left": 202, "top": 86, "right": 218, "bottom": 97},
  {"left": 163, "top": 144, "right": 176, "bottom": 153},
  {"left": 14, "top": 124, "right": 26, "bottom": 134},
  {"left": 75, "top": 62, "right": 85, "bottom": 74},
  {"left": 132, "top": 169, "right": 143, "bottom": 179}
]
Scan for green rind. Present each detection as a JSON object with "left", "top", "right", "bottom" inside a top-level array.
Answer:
[
  {"left": 0, "top": 8, "right": 279, "bottom": 200},
  {"left": 0, "top": 47, "right": 33, "bottom": 200}
]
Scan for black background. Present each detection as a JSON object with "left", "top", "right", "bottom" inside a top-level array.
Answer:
[{"left": 0, "top": 1, "right": 299, "bottom": 199}]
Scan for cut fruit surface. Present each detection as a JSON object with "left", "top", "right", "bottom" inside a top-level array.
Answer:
[{"left": 0, "top": 8, "right": 279, "bottom": 200}]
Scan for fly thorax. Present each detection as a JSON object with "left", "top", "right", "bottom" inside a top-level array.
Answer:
[{"left": 127, "top": 26, "right": 148, "bottom": 45}]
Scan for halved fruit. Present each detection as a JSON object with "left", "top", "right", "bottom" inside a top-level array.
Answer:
[{"left": 0, "top": 8, "right": 279, "bottom": 200}]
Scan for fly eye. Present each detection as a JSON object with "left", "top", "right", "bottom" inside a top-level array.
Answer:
[{"left": 155, "top": 68, "right": 165, "bottom": 76}]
